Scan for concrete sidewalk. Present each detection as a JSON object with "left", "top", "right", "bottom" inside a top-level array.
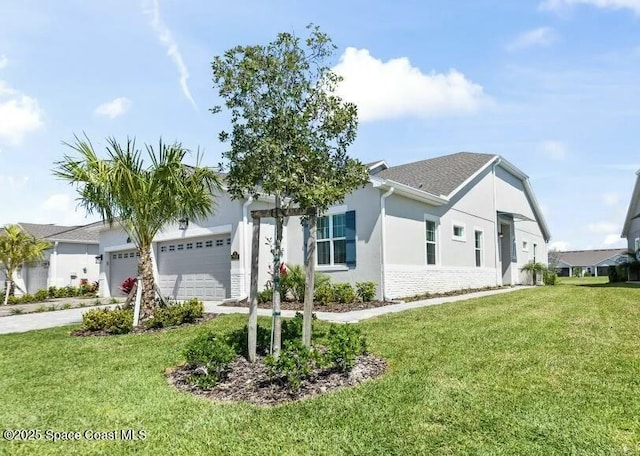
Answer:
[{"left": 0, "top": 286, "right": 530, "bottom": 335}]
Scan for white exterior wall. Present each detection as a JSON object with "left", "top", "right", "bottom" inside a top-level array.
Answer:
[
  {"left": 284, "top": 184, "right": 384, "bottom": 298},
  {"left": 52, "top": 243, "right": 99, "bottom": 287}
]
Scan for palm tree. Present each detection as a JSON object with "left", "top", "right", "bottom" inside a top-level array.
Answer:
[
  {"left": 0, "top": 225, "right": 51, "bottom": 305},
  {"left": 53, "top": 135, "right": 222, "bottom": 319},
  {"left": 520, "top": 261, "right": 547, "bottom": 285}
]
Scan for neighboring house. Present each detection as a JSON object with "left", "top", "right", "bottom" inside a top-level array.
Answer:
[
  {"left": 1, "top": 223, "right": 101, "bottom": 294},
  {"left": 98, "top": 152, "right": 550, "bottom": 301},
  {"left": 549, "top": 249, "right": 626, "bottom": 277},
  {"left": 622, "top": 169, "right": 640, "bottom": 280}
]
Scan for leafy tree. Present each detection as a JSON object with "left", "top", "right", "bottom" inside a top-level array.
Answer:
[
  {"left": 520, "top": 261, "right": 547, "bottom": 285},
  {"left": 0, "top": 225, "right": 51, "bottom": 305},
  {"left": 211, "top": 24, "right": 369, "bottom": 354},
  {"left": 53, "top": 136, "right": 222, "bottom": 318}
]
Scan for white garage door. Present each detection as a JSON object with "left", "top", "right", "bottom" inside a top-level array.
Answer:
[
  {"left": 109, "top": 250, "right": 139, "bottom": 297},
  {"left": 26, "top": 263, "right": 49, "bottom": 294},
  {"left": 157, "top": 235, "right": 231, "bottom": 300}
]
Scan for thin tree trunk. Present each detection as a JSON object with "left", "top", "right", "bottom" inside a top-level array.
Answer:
[
  {"left": 302, "top": 213, "right": 317, "bottom": 347},
  {"left": 3, "top": 280, "right": 10, "bottom": 305},
  {"left": 139, "top": 245, "right": 156, "bottom": 319},
  {"left": 272, "top": 195, "right": 283, "bottom": 358},
  {"left": 133, "top": 276, "right": 142, "bottom": 327},
  {"left": 248, "top": 216, "right": 261, "bottom": 362}
]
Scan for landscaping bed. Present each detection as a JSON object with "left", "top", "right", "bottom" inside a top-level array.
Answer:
[
  {"left": 71, "top": 313, "right": 219, "bottom": 337},
  {"left": 221, "top": 299, "right": 398, "bottom": 312},
  {"left": 167, "top": 353, "right": 386, "bottom": 406}
]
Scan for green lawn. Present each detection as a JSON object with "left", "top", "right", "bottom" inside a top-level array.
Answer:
[{"left": 1, "top": 283, "right": 639, "bottom": 455}]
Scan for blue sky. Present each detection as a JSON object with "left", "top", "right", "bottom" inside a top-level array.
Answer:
[{"left": 1, "top": 0, "right": 639, "bottom": 250}]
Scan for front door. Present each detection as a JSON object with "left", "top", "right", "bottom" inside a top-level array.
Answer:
[{"left": 500, "top": 223, "right": 511, "bottom": 285}]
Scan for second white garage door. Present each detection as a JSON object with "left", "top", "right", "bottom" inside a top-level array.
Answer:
[
  {"left": 157, "top": 235, "right": 231, "bottom": 300},
  {"left": 109, "top": 250, "right": 139, "bottom": 297}
]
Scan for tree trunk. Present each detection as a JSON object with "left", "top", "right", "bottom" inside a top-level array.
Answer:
[
  {"left": 271, "top": 195, "right": 283, "bottom": 358},
  {"left": 3, "top": 280, "right": 10, "bottom": 305},
  {"left": 139, "top": 245, "right": 156, "bottom": 319},
  {"left": 302, "top": 213, "right": 317, "bottom": 347},
  {"left": 248, "top": 216, "right": 261, "bottom": 362}
]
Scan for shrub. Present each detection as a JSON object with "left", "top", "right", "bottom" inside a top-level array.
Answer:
[
  {"left": 356, "top": 281, "right": 377, "bottom": 302},
  {"left": 145, "top": 298, "right": 204, "bottom": 329},
  {"left": 257, "top": 288, "right": 272, "bottom": 304},
  {"left": 81, "top": 308, "right": 133, "bottom": 334},
  {"left": 283, "top": 264, "right": 305, "bottom": 301},
  {"left": 314, "top": 284, "right": 334, "bottom": 306},
  {"left": 35, "top": 305, "right": 47, "bottom": 313},
  {"left": 281, "top": 312, "right": 304, "bottom": 342},
  {"left": 543, "top": 270, "right": 558, "bottom": 286},
  {"left": 265, "top": 339, "right": 319, "bottom": 390},
  {"left": 46, "top": 305, "right": 57, "bottom": 312},
  {"left": 184, "top": 332, "right": 236, "bottom": 387},
  {"left": 19, "top": 293, "right": 35, "bottom": 303},
  {"left": 7, "top": 295, "right": 18, "bottom": 305},
  {"left": 326, "top": 324, "right": 368, "bottom": 372},
  {"left": 333, "top": 283, "right": 356, "bottom": 304},
  {"left": 10, "top": 308, "right": 23, "bottom": 315},
  {"left": 120, "top": 277, "right": 137, "bottom": 295},
  {"left": 61, "top": 303, "right": 72, "bottom": 310},
  {"left": 227, "top": 324, "right": 272, "bottom": 357},
  {"left": 34, "top": 289, "right": 48, "bottom": 302},
  {"left": 48, "top": 286, "right": 57, "bottom": 298}
]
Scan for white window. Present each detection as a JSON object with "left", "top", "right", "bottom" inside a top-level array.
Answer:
[
  {"left": 160, "top": 246, "right": 166, "bottom": 253},
  {"left": 169, "top": 245, "right": 175, "bottom": 251},
  {"left": 522, "top": 241, "right": 528, "bottom": 252},
  {"left": 177, "top": 244, "right": 184, "bottom": 251},
  {"left": 205, "top": 240, "right": 213, "bottom": 248},
  {"left": 425, "top": 219, "right": 438, "bottom": 265},
  {"left": 216, "top": 239, "right": 224, "bottom": 247},
  {"left": 226, "top": 238, "right": 231, "bottom": 245},
  {"left": 316, "top": 213, "right": 346, "bottom": 266},
  {"left": 186, "top": 243, "right": 193, "bottom": 250},
  {"left": 452, "top": 223, "right": 466, "bottom": 241},
  {"left": 195, "top": 241, "right": 203, "bottom": 249},
  {"left": 474, "top": 230, "right": 483, "bottom": 267}
]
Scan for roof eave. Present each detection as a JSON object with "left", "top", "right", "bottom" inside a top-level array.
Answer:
[{"left": 371, "top": 177, "right": 449, "bottom": 206}]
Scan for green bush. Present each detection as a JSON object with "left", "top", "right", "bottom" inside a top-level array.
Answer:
[
  {"left": 81, "top": 308, "right": 133, "bottom": 334},
  {"left": 35, "top": 305, "right": 47, "bottom": 313},
  {"left": 282, "top": 264, "right": 305, "bottom": 301},
  {"left": 281, "top": 312, "right": 313, "bottom": 342},
  {"left": 265, "top": 339, "right": 320, "bottom": 390},
  {"left": 61, "top": 303, "right": 72, "bottom": 310},
  {"left": 227, "top": 324, "right": 272, "bottom": 357},
  {"left": 184, "top": 332, "right": 236, "bottom": 387},
  {"left": 257, "top": 288, "right": 272, "bottom": 304},
  {"left": 543, "top": 270, "right": 558, "bottom": 286},
  {"left": 145, "top": 298, "right": 204, "bottom": 329},
  {"left": 34, "top": 289, "right": 48, "bottom": 302},
  {"left": 356, "top": 281, "right": 377, "bottom": 302},
  {"left": 10, "top": 308, "right": 23, "bottom": 315},
  {"left": 333, "top": 283, "right": 356, "bottom": 304},
  {"left": 48, "top": 286, "right": 57, "bottom": 298},
  {"left": 314, "top": 284, "right": 334, "bottom": 306},
  {"left": 326, "top": 324, "right": 368, "bottom": 372}
]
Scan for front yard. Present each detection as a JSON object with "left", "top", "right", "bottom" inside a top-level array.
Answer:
[{"left": 1, "top": 282, "right": 639, "bottom": 454}]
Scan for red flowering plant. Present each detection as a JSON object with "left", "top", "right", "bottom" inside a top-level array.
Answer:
[{"left": 120, "top": 277, "right": 137, "bottom": 295}]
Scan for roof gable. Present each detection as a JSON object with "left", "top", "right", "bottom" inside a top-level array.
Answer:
[
  {"left": 17, "top": 222, "right": 99, "bottom": 243},
  {"left": 550, "top": 249, "right": 626, "bottom": 266}
]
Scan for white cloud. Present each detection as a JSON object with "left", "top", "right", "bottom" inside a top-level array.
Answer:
[
  {"left": 540, "top": 0, "right": 640, "bottom": 15},
  {"left": 539, "top": 140, "right": 568, "bottom": 160},
  {"left": 602, "top": 192, "right": 620, "bottom": 206},
  {"left": 94, "top": 97, "right": 131, "bottom": 119},
  {"left": 40, "top": 193, "right": 90, "bottom": 226},
  {"left": 0, "top": 175, "right": 29, "bottom": 192},
  {"left": 333, "top": 47, "right": 489, "bottom": 122},
  {"left": 143, "top": 0, "right": 197, "bottom": 109},
  {"left": 588, "top": 221, "right": 619, "bottom": 233},
  {"left": 0, "top": 81, "right": 43, "bottom": 145},
  {"left": 0, "top": 55, "right": 8, "bottom": 69},
  {"left": 506, "top": 27, "right": 558, "bottom": 51},
  {"left": 603, "top": 233, "right": 625, "bottom": 246},
  {"left": 550, "top": 241, "right": 571, "bottom": 251}
]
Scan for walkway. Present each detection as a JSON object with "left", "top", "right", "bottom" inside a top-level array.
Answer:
[{"left": 0, "top": 286, "right": 530, "bottom": 335}]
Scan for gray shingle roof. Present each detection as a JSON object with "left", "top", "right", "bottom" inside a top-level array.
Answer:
[
  {"left": 550, "top": 249, "right": 627, "bottom": 267},
  {"left": 17, "top": 222, "right": 99, "bottom": 243},
  {"left": 376, "top": 152, "right": 497, "bottom": 197}
]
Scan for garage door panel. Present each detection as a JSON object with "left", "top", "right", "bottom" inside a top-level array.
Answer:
[
  {"left": 109, "top": 250, "right": 138, "bottom": 297},
  {"left": 157, "top": 235, "right": 231, "bottom": 300}
]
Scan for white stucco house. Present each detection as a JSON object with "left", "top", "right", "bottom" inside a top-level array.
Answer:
[
  {"left": 2, "top": 222, "right": 101, "bottom": 294},
  {"left": 621, "top": 169, "right": 640, "bottom": 280},
  {"left": 550, "top": 249, "right": 626, "bottom": 277},
  {"left": 97, "top": 152, "right": 550, "bottom": 301}
]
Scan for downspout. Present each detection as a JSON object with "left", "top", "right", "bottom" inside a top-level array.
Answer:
[
  {"left": 492, "top": 159, "right": 501, "bottom": 286},
  {"left": 241, "top": 197, "right": 253, "bottom": 299},
  {"left": 380, "top": 187, "right": 395, "bottom": 300}
]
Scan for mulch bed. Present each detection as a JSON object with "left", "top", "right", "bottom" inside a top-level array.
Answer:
[
  {"left": 167, "top": 354, "right": 387, "bottom": 406},
  {"left": 221, "top": 300, "right": 399, "bottom": 313},
  {"left": 70, "top": 313, "right": 220, "bottom": 337}
]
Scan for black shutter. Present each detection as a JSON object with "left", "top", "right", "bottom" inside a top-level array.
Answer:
[{"left": 345, "top": 210, "right": 356, "bottom": 267}]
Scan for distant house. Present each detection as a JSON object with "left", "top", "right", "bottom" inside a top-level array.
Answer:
[
  {"left": 98, "top": 152, "right": 551, "bottom": 301},
  {"left": 1, "top": 223, "right": 101, "bottom": 294},
  {"left": 549, "top": 249, "right": 626, "bottom": 277}
]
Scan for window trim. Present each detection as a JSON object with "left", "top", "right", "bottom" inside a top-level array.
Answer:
[
  {"left": 474, "top": 228, "right": 484, "bottom": 268},
  {"left": 452, "top": 221, "right": 466, "bottom": 242},
  {"left": 315, "top": 213, "right": 347, "bottom": 267},
  {"left": 424, "top": 214, "right": 440, "bottom": 266},
  {"left": 522, "top": 240, "right": 529, "bottom": 252}
]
